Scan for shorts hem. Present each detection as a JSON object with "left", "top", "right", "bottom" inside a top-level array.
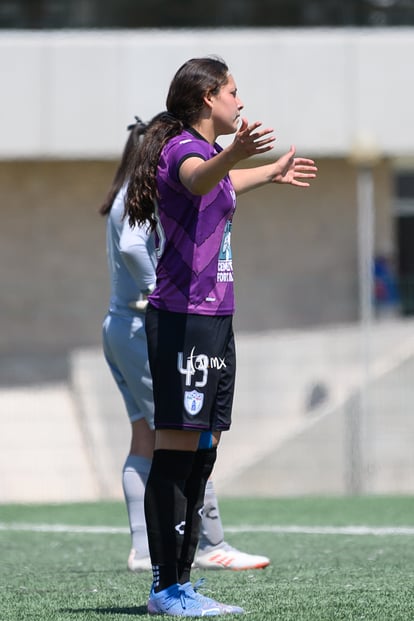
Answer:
[
  {"left": 155, "top": 424, "right": 210, "bottom": 431},
  {"left": 154, "top": 424, "right": 231, "bottom": 432}
]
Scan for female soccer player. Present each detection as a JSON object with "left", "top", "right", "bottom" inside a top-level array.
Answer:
[
  {"left": 126, "top": 56, "right": 317, "bottom": 616},
  {"left": 100, "top": 118, "right": 271, "bottom": 575}
]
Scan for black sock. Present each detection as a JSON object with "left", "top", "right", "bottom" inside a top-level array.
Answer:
[
  {"left": 178, "top": 447, "right": 217, "bottom": 584},
  {"left": 144, "top": 449, "right": 195, "bottom": 592}
]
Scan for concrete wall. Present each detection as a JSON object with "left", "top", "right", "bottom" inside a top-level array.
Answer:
[
  {"left": 4, "top": 319, "right": 414, "bottom": 503},
  {"left": 0, "top": 28, "right": 401, "bottom": 355},
  {"left": 0, "top": 160, "right": 113, "bottom": 355},
  {"left": 1, "top": 28, "right": 414, "bottom": 159},
  {"left": 0, "top": 157, "right": 393, "bottom": 358},
  {"left": 234, "top": 157, "right": 392, "bottom": 331}
]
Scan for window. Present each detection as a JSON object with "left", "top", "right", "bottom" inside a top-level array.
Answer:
[{"left": 394, "top": 170, "right": 414, "bottom": 314}]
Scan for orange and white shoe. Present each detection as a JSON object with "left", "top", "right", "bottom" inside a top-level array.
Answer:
[
  {"left": 127, "top": 548, "right": 152, "bottom": 572},
  {"left": 194, "top": 543, "right": 270, "bottom": 571}
]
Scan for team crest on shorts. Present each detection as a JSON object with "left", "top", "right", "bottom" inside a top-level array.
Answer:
[{"left": 184, "top": 390, "right": 204, "bottom": 416}]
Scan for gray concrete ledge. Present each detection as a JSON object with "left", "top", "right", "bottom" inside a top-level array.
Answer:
[{"left": 2, "top": 319, "right": 414, "bottom": 503}]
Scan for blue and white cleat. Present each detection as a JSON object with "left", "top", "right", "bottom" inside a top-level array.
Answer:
[
  {"left": 183, "top": 580, "right": 244, "bottom": 615},
  {"left": 147, "top": 582, "right": 222, "bottom": 616}
]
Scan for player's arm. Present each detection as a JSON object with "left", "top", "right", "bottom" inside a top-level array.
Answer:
[
  {"left": 230, "top": 145, "right": 318, "bottom": 195},
  {"left": 179, "top": 153, "right": 237, "bottom": 196},
  {"left": 179, "top": 119, "right": 275, "bottom": 196},
  {"left": 119, "top": 220, "right": 156, "bottom": 293}
]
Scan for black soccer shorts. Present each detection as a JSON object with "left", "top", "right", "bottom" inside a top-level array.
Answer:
[{"left": 145, "top": 304, "right": 235, "bottom": 432}]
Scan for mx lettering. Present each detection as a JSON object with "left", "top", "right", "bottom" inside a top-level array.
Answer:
[{"left": 177, "top": 346, "right": 226, "bottom": 388}]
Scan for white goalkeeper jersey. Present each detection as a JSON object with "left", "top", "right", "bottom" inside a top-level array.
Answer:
[{"left": 106, "top": 185, "right": 156, "bottom": 316}]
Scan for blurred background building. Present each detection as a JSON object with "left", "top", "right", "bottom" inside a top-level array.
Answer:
[{"left": 1, "top": 0, "right": 414, "bottom": 502}]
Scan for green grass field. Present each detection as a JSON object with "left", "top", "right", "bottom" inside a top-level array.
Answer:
[{"left": 1, "top": 496, "right": 413, "bottom": 620}]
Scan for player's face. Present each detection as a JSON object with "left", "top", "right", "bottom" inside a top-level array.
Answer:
[{"left": 210, "top": 74, "right": 243, "bottom": 135}]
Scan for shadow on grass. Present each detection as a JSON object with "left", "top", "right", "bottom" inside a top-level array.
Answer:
[{"left": 60, "top": 605, "right": 148, "bottom": 616}]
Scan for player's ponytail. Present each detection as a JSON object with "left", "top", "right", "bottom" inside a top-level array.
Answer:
[
  {"left": 126, "top": 112, "right": 183, "bottom": 231},
  {"left": 99, "top": 116, "right": 147, "bottom": 216}
]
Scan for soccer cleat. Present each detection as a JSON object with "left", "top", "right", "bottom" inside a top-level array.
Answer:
[
  {"left": 147, "top": 582, "right": 222, "bottom": 616},
  {"left": 194, "top": 543, "right": 270, "bottom": 571},
  {"left": 127, "top": 548, "right": 152, "bottom": 572},
  {"left": 183, "top": 579, "right": 244, "bottom": 615}
]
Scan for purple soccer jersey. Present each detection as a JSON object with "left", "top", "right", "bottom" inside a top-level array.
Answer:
[{"left": 148, "top": 128, "right": 236, "bottom": 315}]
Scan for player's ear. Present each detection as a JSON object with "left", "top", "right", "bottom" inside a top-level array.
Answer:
[{"left": 203, "top": 91, "right": 214, "bottom": 110}]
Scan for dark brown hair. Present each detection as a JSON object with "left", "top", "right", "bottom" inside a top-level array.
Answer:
[
  {"left": 126, "top": 56, "right": 229, "bottom": 230},
  {"left": 98, "top": 117, "right": 147, "bottom": 216}
]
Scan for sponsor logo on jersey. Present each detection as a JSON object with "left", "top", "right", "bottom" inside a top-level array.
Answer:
[{"left": 217, "top": 220, "right": 234, "bottom": 282}]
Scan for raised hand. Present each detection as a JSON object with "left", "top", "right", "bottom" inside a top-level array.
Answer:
[
  {"left": 271, "top": 145, "right": 318, "bottom": 187},
  {"left": 231, "top": 118, "right": 276, "bottom": 159}
]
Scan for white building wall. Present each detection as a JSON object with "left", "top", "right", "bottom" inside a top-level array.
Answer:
[{"left": 1, "top": 28, "right": 413, "bottom": 159}]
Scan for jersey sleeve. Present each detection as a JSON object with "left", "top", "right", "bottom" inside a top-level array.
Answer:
[
  {"left": 119, "top": 220, "right": 157, "bottom": 293},
  {"left": 163, "top": 136, "right": 211, "bottom": 186}
]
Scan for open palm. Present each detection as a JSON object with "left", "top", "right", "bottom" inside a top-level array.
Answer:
[{"left": 273, "top": 145, "right": 318, "bottom": 187}]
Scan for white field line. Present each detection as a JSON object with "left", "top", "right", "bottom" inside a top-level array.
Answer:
[{"left": 0, "top": 523, "right": 413, "bottom": 536}]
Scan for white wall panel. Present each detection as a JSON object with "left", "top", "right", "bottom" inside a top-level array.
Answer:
[
  {"left": 47, "top": 34, "right": 124, "bottom": 156},
  {"left": 353, "top": 31, "right": 414, "bottom": 156},
  {"left": 0, "top": 29, "right": 413, "bottom": 159},
  {"left": 0, "top": 34, "right": 47, "bottom": 156}
]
